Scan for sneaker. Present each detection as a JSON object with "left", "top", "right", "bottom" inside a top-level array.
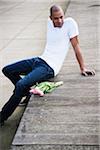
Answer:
[
  {"left": 0, "top": 112, "right": 4, "bottom": 127},
  {"left": 19, "top": 93, "right": 32, "bottom": 106}
]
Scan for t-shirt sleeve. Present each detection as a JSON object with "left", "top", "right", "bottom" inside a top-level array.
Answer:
[
  {"left": 46, "top": 18, "right": 52, "bottom": 40},
  {"left": 68, "top": 18, "right": 79, "bottom": 39}
]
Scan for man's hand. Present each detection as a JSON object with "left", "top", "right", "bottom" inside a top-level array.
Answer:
[{"left": 81, "top": 69, "right": 95, "bottom": 76}]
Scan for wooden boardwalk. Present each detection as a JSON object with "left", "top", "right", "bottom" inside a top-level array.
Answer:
[{"left": 11, "top": 0, "right": 100, "bottom": 149}]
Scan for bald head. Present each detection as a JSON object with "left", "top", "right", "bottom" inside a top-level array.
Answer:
[
  {"left": 50, "top": 5, "right": 64, "bottom": 28},
  {"left": 50, "top": 5, "right": 64, "bottom": 17}
]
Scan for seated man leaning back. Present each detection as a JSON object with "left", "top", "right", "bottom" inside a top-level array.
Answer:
[{"left": 0, "top": 5, "right": 95, "bottom": 126}]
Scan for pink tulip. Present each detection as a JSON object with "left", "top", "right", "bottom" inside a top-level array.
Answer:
[{"left": 30, "top": 88, "right": 44, "bottom": 96}]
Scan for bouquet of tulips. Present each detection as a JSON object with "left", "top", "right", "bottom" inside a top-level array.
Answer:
[{"left": 30, "top": 81, "right": 63, "bottom": 96}]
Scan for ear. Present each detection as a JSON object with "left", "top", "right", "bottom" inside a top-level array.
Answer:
[{"left": 50, "top": 16, "right": 52, "bottom": 20}]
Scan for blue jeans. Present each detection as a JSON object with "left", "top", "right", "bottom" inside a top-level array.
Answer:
[{"left": 1, "top": 57, "right": 54, "bottom": 121}]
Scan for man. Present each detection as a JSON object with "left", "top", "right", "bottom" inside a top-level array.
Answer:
[{"left": 0, "top": 5, "right": 95, "bottom": 126}]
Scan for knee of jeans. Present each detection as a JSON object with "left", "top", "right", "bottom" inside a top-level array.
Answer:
[
  {"left": 2, "top": 66, "right": 9, "bottom": 76},
  {"left": 16, "top": 80, "right": 24, "bottom": 88},
  {"left": 15, "top": 79, "right": 28, "bottom": 91},
  {"left": 15, "top": 80, "right": 29, "bottom": 96},
  {"left": 16, "top": 81, "right": 30, "bottom": 96}
]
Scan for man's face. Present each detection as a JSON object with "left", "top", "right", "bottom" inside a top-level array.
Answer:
[{"left": 50, "top": 9, "right": 64, "bottom": 28}]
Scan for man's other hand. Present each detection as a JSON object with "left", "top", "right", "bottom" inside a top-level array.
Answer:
[{"left": 81, "top": 69, "right": 95, "bottom": 77}]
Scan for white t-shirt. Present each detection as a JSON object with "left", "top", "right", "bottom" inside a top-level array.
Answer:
[{"left": 39, "top": 17, "right": 79, "bottom": 76}]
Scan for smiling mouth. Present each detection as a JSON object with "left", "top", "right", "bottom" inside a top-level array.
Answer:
[{"left": 57, "top": 24, "right": 63, "bottom": 28}]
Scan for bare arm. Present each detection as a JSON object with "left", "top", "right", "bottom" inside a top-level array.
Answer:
[{"left": 70, "top": 36, "right": 95, "bottom": 76}]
